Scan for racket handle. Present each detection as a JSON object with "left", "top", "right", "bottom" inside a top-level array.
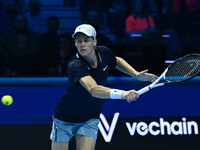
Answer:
[
  {"left": 138, "top": 86, "right": 150, "bottom": 96},
  {"left": 138, "top": 83, "right": 165, "bottom": 96}
]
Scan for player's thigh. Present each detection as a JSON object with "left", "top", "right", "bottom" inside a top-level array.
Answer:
[
  {"left": 51, "top": 141, "right": 69, "bottom": 150},
  {"left": 75, "top": 134, "right": 96, "bottom": 150}
]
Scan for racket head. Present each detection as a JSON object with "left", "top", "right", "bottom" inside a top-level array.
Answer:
[{"left": 164, "top": 53, "right": 200, "bottom": 83}]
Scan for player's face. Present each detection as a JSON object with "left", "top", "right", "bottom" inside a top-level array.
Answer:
[{"left": 75, "top": 33, "right": 97, "bottom": 57}]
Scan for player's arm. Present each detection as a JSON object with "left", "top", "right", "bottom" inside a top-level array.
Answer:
[
  {"left": 115, "top": 56, "right": 139, "bottom": 77},
  {"left": 79, "top": 75, "right": 139, "bottom": 102},
  {"left": 115, "top": 56, "right": 157, "bottom": 82}
]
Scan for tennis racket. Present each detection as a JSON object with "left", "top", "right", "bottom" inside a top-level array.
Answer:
[{"left": 138, "top": 53, "right": 200, "bottom": 95}]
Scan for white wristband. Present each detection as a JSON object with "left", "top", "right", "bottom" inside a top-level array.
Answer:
[{"left": 110, "top": 89, "right": 125, "bottom": 99}]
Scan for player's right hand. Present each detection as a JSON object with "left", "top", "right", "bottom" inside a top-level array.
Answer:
[{"left": 121, "top": 90, "right": 139, "bottom": 103}]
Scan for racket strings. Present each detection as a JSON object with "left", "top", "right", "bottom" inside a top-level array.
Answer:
[{"left": 165, "top": 55, "right": 200, "bottom": 82}]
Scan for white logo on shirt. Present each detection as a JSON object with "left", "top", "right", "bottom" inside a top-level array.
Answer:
[{"left": 103, "top": 65, "right": 108, "bottom": 71}]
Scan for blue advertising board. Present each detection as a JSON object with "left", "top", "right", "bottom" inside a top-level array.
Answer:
[
  {"left": 0, "top": 77, "right": 200, "bottom": 150},
  {"left": 0, "top": 77, "right": 200, "bottom": 123}
]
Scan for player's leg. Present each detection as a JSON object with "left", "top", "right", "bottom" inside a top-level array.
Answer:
[
  {"left": 51, "top": 141, "right": 69, "bottom": 150},
  {"left": 75, "top": 135, "right": 96, "bottom": 150},
  {"left": 75, "top": 119, "right": 99, "bottom": 150},
  {"left": 50, "top": 118, "right": 74, "bottom": 150}
]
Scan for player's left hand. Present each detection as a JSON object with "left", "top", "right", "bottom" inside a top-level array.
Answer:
[{"left": 136, "top": 69, "right": 158, "bottom": 82}]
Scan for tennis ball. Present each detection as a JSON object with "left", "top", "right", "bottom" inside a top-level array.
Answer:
[{"left": 1, "top": 95, "right": 13, "bottom": 106}]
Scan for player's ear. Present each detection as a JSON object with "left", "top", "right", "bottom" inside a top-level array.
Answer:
[
  {"left": 74, "top": 39, "right": 77, "bottom": 47},
  {"left": 94, "top": 38, "right": 97, "bottom": 46}
]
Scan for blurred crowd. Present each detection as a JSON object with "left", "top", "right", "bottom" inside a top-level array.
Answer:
[
  {"left": 0, "top": 0, "right": 75, "bottom": 77},
  {"left": 0, "top": 0, "right": 200, "bottom": 77}
]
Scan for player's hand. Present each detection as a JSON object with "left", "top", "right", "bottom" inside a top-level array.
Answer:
[
  {"left": 136, "top": 69, "right": 158, "bottom": 82},
  {"left": 122, "top": 90, "right": 139, "bottom": 103}
]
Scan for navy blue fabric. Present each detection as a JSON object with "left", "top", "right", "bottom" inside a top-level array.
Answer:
[{"left": 54, "top": 46, "right": 117, "bottom": 123}]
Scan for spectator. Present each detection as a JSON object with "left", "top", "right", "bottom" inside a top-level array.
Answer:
[
  {"left": 78, "top": 0, "right": 107, "bottom": 23},
  {"left": 47, "top": 33, "right": 75, "bottom": 76},
  {"left": 170, "top": 0, "right": 200, "bottom": 34},
  {"left": 39, "top": 16, "right": 60, "bottom": 76},
  {"left": 0, "top": 0, "right": 18, "bottom": 35},
  {"left": 86, "top": 12, "right": 111, "bottom": 46},
  {"left": 155, "top": 0, "right": 181, "bottom": 59},
  {"left": 107, "top": 0, "right": 128, "bottom": 41},
  {"left": 125, "top": 0, "right": 156, "bottom": 42},
  {"left": 161, "top": 0, "right": 200, "bottom": 58},
  {"left": 0, "top": 14, "right": 39, "bottom": 76},
  {"left": 5, "top": 33, "right": 36, "bottom": 76},
  {"left": 24, "top": 0, "right": 50, "bottom": 34}
]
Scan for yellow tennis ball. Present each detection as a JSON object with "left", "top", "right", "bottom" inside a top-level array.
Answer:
[{"left": 1, "top": 95, "right": 13, "bottom": 106}]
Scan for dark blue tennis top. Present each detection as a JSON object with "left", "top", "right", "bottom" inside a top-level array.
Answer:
[{"left": 54, "top": 46, "right": 117, "bottom": 123}]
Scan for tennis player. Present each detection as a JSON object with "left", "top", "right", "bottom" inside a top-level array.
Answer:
[{"left": 50, "top": 24, "right": 157, "bottom": 150}]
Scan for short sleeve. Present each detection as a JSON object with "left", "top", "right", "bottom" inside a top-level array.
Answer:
[
  {"left": 103, "top": 46, "right": 117, "bottom": 68},
  {"left": 68, "top": 59, "right": 90, "bottom": 83}
]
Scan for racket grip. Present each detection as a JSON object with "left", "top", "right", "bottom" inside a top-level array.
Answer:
[
  {"left": 138, "top": 86, "right": 150, "bottom": 96},
  {"left": 138, "top": 83, "right": 164, "bottom": 96}
]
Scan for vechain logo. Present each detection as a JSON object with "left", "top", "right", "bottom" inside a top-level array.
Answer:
[
  {"left": 99, "top": 113, "right": 199, "bottom": 142},
  {"left": 126, "top": 117, "right": 199, "bottom": 136},
  {"left": 98, "top": 113, "right": 119, "bottom": 142}
]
